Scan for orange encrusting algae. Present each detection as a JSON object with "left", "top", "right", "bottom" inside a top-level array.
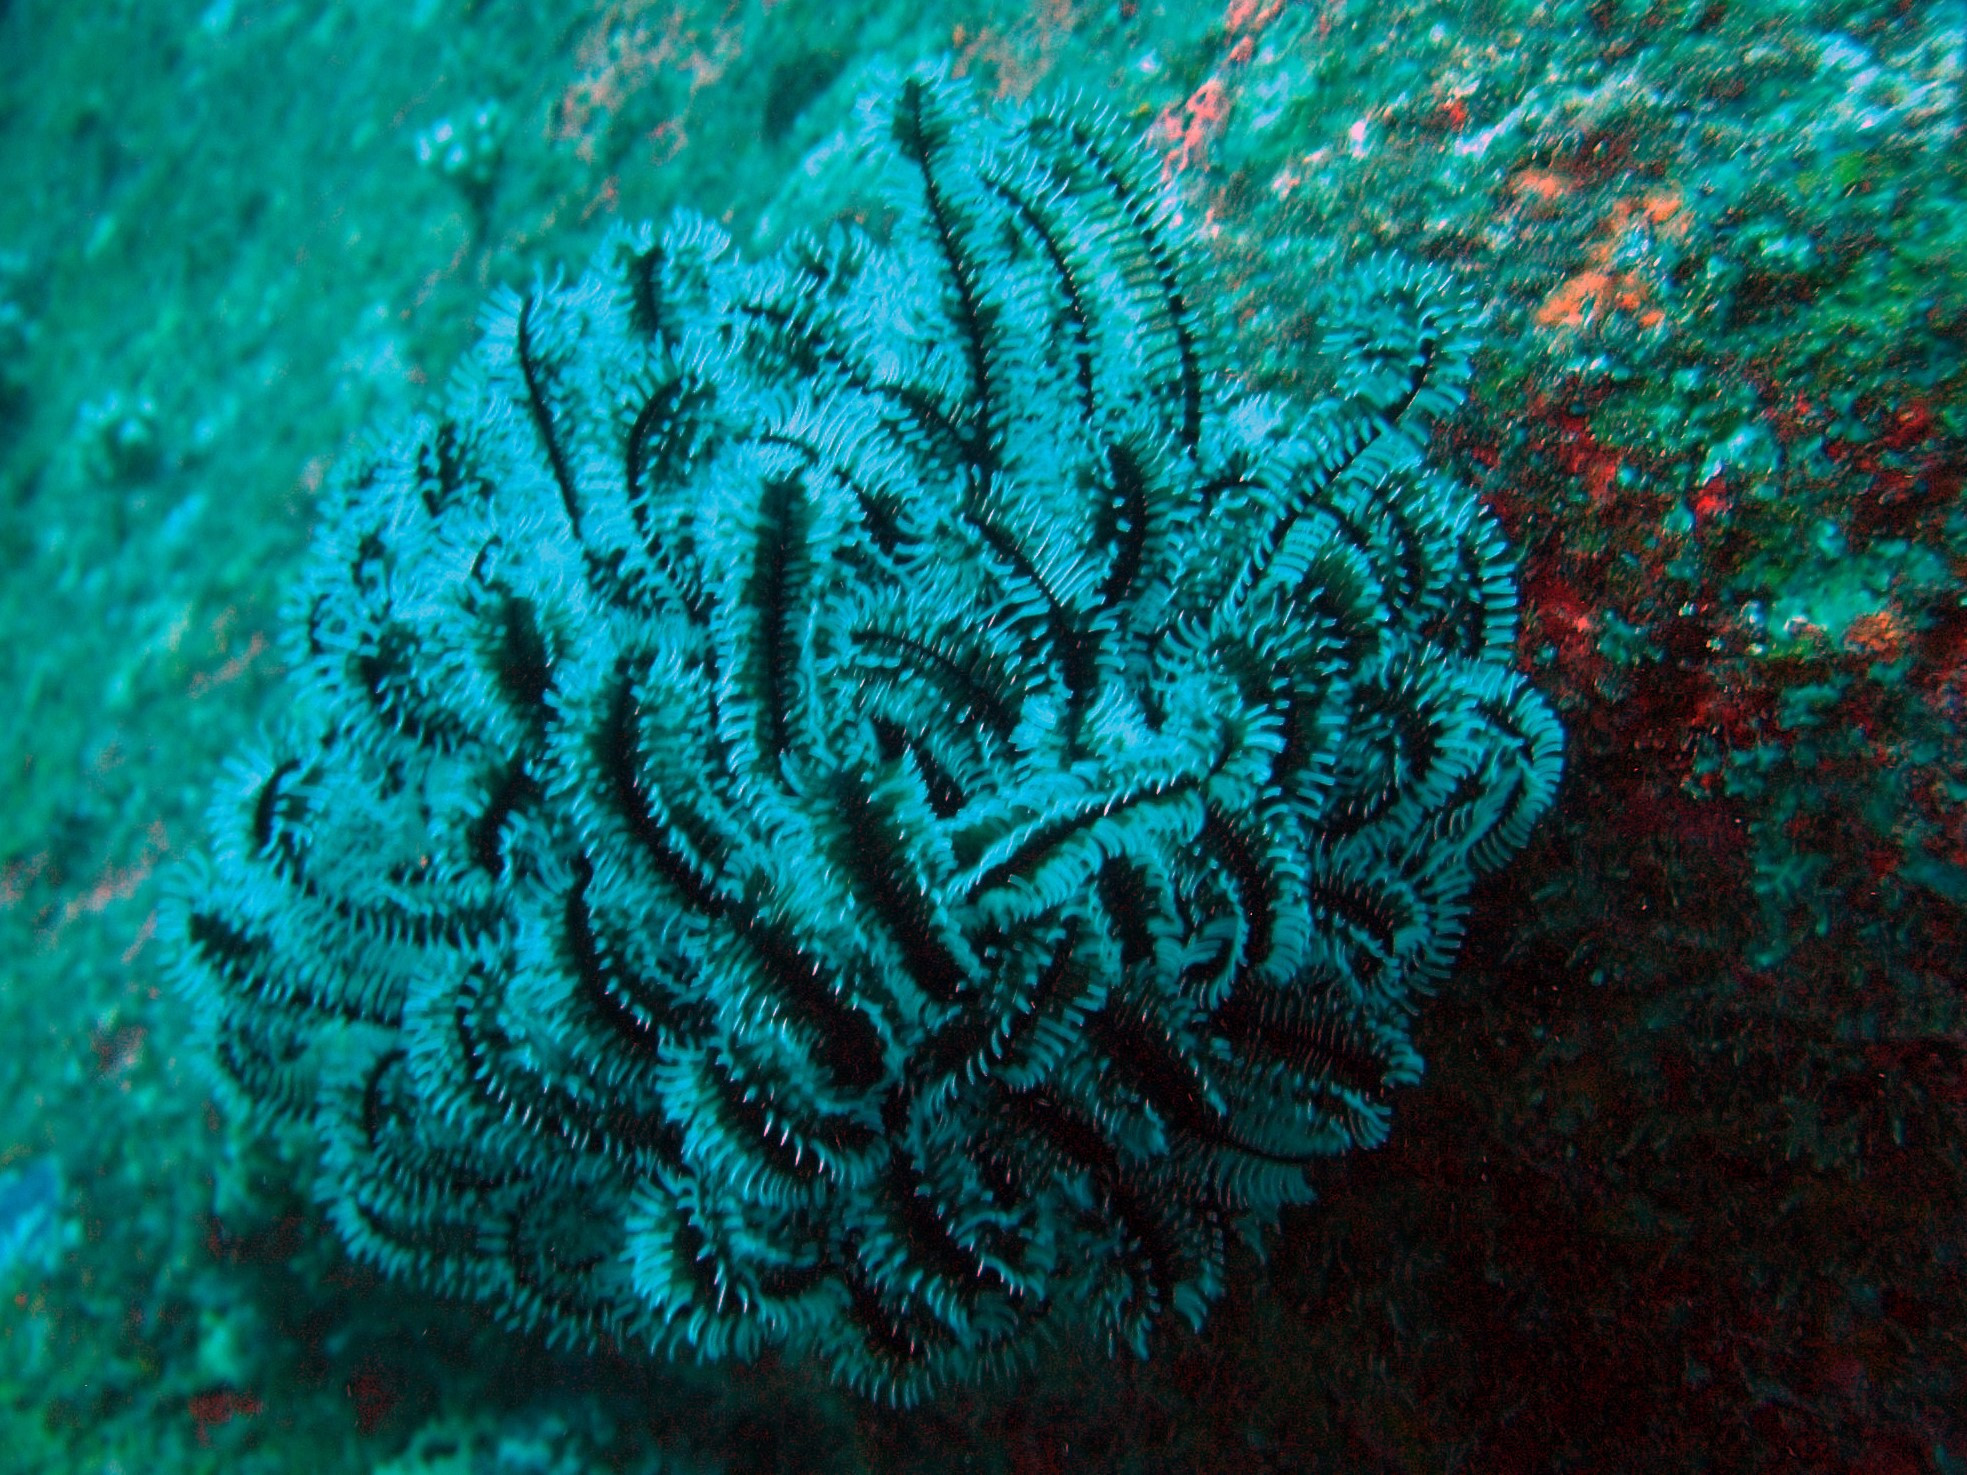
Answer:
[
  {"left": 1533, "top": 183, "right": 1687, "bottom": 332},
  {"left": 552, "top": 1, "right": 740, "bottom": 165}
]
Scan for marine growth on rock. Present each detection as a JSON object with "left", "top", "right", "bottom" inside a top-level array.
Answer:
[{"left": 170, "top": 74, "right": 1563, "bottom": 1402}]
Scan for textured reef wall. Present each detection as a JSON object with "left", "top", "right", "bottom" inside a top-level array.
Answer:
[
  {"left": 2, "top": 1, "right": 1962, "bottom": 1470},
  {"left": 170, "top": 75, "right": 1557, "bottom": 1402}
]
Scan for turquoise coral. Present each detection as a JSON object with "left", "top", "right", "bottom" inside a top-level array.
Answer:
[{"left": 168, "top": 74, "right": 1560, "bottom": 1402}]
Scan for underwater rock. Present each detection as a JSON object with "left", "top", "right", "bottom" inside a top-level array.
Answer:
[
  {"left": 76, "top": 390, "right": 161, "bottom": 483},
  {"left": 0, "top": 249, "right": 35, "bottom": 426},
  {"left": 0, "top": 1156, "right": 62, "bottom": 1284},
  {"left": 169, "top": 74, "right": 1561, "bottom": 1402}
]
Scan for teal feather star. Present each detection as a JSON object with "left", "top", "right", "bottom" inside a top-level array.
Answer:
[{"left": 169, "top": 74, "right": 1562, "bottom": 1402}]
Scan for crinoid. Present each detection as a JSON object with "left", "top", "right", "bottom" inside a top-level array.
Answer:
[{"left": 170, "top": 72, "right": 1562, "bottom": 1402}]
